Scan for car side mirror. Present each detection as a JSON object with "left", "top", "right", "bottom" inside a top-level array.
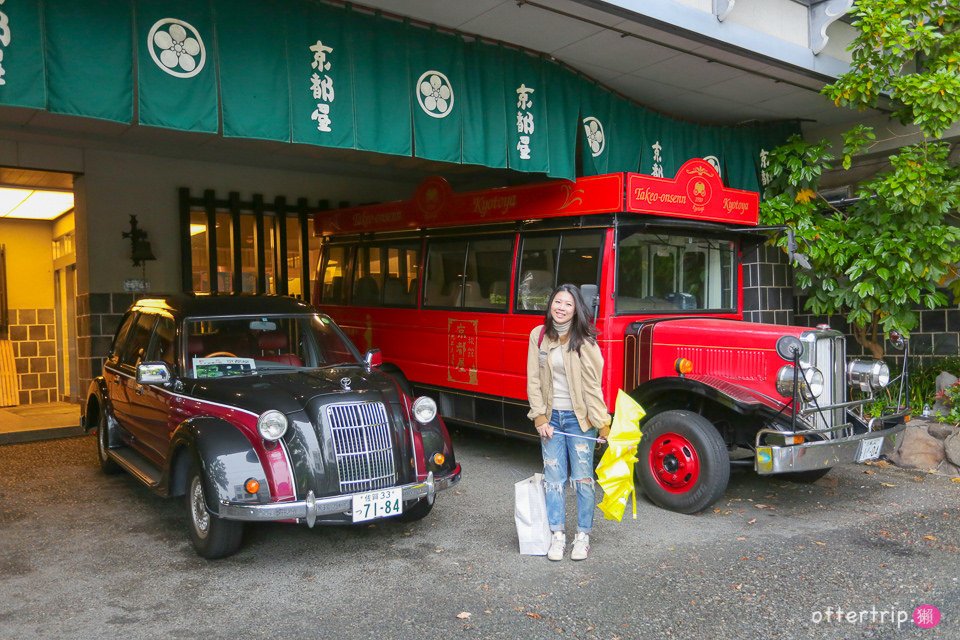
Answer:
[
  {"left": 580, "top": 284, "right": 600, "bottom": 321},
  {"left": 364, "top": 349, "right": 383, "bottom": 371},
  {"left": 137, "top": 362, "right": 172, "bottom": 385}
]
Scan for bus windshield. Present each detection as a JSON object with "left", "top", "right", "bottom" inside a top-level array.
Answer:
[{"left": 616, "top": 230, "right": 736, "bottom": 313}]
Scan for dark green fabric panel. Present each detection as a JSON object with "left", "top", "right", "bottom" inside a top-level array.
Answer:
[
  {"left": 543, "top": 62, "right": 578, "bottom": 181},
  {"left": 137, "top": 0, "right": 218, "bottom": 132},
  {"left": 217, "top": 0, "right": 289, "bottom": 142},
  {"left": 578, "top": 77, "right": 614, "bottom": 176},
  {"left": 605, "top": 94, "right": 642, "bottom": 173},
  {"left": 504, "top": 47, "right": 549, "bottom": 174},
  {"left": 657, "top": 115, "right": 696, "bottom": 178},
  {"left": 45, "top": 0, "right": 133, "bottom": 122},
  {"left": 287, "top": 1, "right": 355, "bottom": 149},
  {"left": 410, "top": 26, "right": 464, "bottom": 163},
  {"left": 353, "top": 15, "right": 411, "bottom": 156},
  {"left": 634, "top": 106, "right": 659, "bottom": 174},
  {"left": 0, "top": 1, "right": 46, "bottom": 108},
  {"left": 461, "top": 41, "right": 507, "bottom": 168},
  {"left": 721, "top": 125, "right": 761, "bottom": 192}
]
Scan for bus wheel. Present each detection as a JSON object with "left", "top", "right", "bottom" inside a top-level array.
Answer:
[{"left": 636, "top": 410, "right": 729, "bottom": 514}]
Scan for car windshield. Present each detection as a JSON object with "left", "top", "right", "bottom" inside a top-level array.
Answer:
[
  {"left": 616, "top": 230, "right": 736, "bottom": 312},
  {"left": 183, "top": 314, "right": 360, "bottom": 378}
]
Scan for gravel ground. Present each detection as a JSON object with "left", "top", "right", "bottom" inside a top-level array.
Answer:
[{"left": 1, "top": 428, "right": 958, "bottom": 639}]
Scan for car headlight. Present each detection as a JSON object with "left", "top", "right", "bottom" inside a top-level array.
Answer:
[
  {"left": 776, "top": 365, "right": 824, "bottom": 401},
  {"left": 257, "top": 410, "right": 288, "bottom": 441},
  {"left": 412, "top": 396, "right": 437, "bottom": 424},
  {"left": 847, "top": 359, "right": 890, "bottom": 392}
]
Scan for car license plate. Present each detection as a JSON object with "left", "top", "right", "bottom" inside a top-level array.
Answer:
[
  {"left": 352, "top": 487, "right": 402, "bottom": 523},
  {"left": 857, "top": 437, "right": 884, "bottom": 462}
]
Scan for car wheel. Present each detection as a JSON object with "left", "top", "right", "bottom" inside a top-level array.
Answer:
[
  {"left": 96, "top": 412, "right": 121, "bottom": 475},
  {"left": 635, "top": 410, "right": 730, "bottom": 514},
  {"left": 186, "top": 461, "right": 244, "bottom": 559},
  {"left": 780, "top": 468, "right": 831, "bottom": 483},
  {"left": 397, "top": 497, "right": 434, "bottom": 522}
]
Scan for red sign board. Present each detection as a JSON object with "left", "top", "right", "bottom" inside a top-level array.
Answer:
[
  {"left": 314, "top": 159, "right": 759, "bottom": 235},
  {"left": 626, "top": 158, "right": 758, "bottom": 225}
]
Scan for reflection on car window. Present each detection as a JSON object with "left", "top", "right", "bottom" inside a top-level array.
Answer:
[
  {"left": 616, "top": 231, "right": 735, "bottom": 312},
  {"left": 118, "top": 313, "right": 157, "bottom": 368},
  {"left": 184, "top": 314, "right": 360, "bottom": 377},
  {"left": 147, "top": 316, "right": 177, "bottom": 368}
]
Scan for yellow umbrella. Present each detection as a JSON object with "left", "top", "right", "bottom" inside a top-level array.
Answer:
[{"left": 596, "top": 390, "right": 645, "bottom": 521}]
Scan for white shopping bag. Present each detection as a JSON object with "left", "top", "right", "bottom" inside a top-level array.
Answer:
[{"left": 514, "top": 473, "right": 552, "bottom": 555}]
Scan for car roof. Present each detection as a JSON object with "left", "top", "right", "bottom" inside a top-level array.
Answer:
[{"left": 129, "top": 294, "right": 316, "bottom": 318}]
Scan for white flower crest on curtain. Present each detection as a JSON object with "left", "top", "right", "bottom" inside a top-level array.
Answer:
[
  {"left": 416, "top": 70, "right": 454, "bottom": 118},
  {"left": 582, "top": 117, "right": 605, "bottom": 157},
  {"left": 147, "top": 19, "right": 207, "bottom": 78}
]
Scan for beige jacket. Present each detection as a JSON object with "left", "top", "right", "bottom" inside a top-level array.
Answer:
[{"left": 526, "top": 325, "right": 611, "bottom": 436}]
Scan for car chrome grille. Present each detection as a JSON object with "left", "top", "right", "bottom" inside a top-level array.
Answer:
[
  {"left": 801, "top": 332, "right": 847, "bottom": 433},
  {"left": 325, "top": 401, "right": 397, "bottom": 493}
]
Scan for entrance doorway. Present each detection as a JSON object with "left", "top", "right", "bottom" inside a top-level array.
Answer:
[{"left": 0, "top": 168, "right": 77, "bottom": 407}]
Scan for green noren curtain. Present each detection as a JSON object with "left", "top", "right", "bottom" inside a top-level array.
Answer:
[
  {"left": 217, "top": 0, "right": 290, "bottom": 142},
  {"left": 137, "top": 0, "right": 218, "bottom": 132},
  {"left": 544, "top": 62, "right": 579, "bottom": 181},
  {"left": 45, "top": 0, "right": 132, "bottom": 122},
  {"left": 579, "top": 78, "right": 615, "bottom": 176},
  {"left": 287, "top": 0, "right": 355, "bottom": 149},
  {"left": 504, "top": 47, "right": 549, "bottom": 175},
  {"left": 410, "top": 26, "right": 464, "bottom": 163},
  {"left": 353, "top": 14, "right": 411, "bottom": 156},
  {"left": 0, "top": 1, "right": 45, "bottom": 109},
  {"left": 461, "top": 40, "right": 507, "bottom": 169}
]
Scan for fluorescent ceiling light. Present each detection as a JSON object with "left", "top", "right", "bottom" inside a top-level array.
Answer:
[
  {"left": 190, "top": 223, "right": 207, "bottom": 236},
  {"left": 0, "top": 187, "right": 74, "bottom": 220}
]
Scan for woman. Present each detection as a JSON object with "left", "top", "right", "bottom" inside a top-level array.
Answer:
[{"left": 527, "top": 284, "right": 610, "bottom": 561}]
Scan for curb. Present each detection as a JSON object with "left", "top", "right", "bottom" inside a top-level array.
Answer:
[{"left": 0, "top": 425, "right": 85, "bottom": 446}]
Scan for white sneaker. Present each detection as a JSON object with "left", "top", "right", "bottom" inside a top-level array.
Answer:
[
  {"left": 547, "top": 532, "right": 565, "bottom": 561},
  {"left": 571, "top": 532, "right": 590, "bottom": 561}
]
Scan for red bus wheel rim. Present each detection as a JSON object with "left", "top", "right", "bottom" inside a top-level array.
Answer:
[{"left": 648, "top": 432, "right": 701, "bottom": 494}]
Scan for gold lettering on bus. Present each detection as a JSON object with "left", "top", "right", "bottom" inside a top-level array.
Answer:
[
  {"left": 722, "top": 198, "right": 750, "bottom": 214},
  {"left": 471, "top": 195, "right": 517, "bottom": 218},
  {"left": 632, "top": 187, "right": 687, "bottom": 205},
  {"left": 447, "top": 319, "right": 479, "bottom": 385},
  {"left": 351, "top": 209, "right": 404, "bottom": 228}
]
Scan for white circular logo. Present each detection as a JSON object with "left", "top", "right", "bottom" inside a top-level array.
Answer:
[
  {"left": 704, "top": 155, "right": 723, "bottom": 176},
  {"left": 583, "top": 117, "right": 605, "bottom": 157},
  {"left": 416, "top": 70, "right": 454, "bottom": 118},
  {"left": 148, "top": 18, "right": 206, "bottom": 78}
]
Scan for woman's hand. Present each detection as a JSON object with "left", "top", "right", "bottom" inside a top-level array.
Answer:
[{"left": 536, "top": 423, "right": 554, "bottom": 439}]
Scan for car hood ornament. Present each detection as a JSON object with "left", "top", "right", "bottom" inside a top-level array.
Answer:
[{"left": 339, "top": 377, "right": 352, "bottom": 391}]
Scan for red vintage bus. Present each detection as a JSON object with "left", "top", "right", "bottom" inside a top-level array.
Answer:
[{"left": 312, "top": 159, "right": 908, "bottom": 513}]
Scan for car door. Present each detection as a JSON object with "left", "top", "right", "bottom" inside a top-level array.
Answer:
[
  {"left": 103, "top": 312, "right": 139, "bottom": 441},
  {"left": 135, "top": 314, "right": 178, "bottom": 466},
  {"left": 114, "top": 312, "right": 159, "bottom": 459}
]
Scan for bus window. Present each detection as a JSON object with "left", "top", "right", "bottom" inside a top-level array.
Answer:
[
  {"left": 616, "top": 232, "right": 736, "bottom": 312},
  {"left": 464, "top": 237, "right": 512, "bottom": 309},
  {"left": 516, "top": 231, "right": 602, "bottom": 312},
  {"left": 319, "top": 245, "right": 349, "bottom": 305},
  {"left": 424, "top": 239, "right": 468, "bottom": 307},
  {"left": 383, "top": 242, "right": 420, "bottom": 306},
  {"left": 352, "top": 245, "right": 384, "bottom": 305}
]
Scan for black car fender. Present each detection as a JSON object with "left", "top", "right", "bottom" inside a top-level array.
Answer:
[{"left": 169, "top": 417, "right": 268, "bottom": 515}]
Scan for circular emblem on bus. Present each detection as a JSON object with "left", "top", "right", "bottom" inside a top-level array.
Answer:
[
  {"left": 416, "top": 71, "right": 454, "bottom": 118},
  {"left": 147, "top": 18, "right": 206, "bottom": 78},
  {"left": 582, "top": 117, "right": 605, "bottom": 157},
  {"left": 687, "top": 177, "right": 712, "bottom": 206}
]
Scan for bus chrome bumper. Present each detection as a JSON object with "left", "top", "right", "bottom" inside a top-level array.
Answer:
[
  {"left": 217, "top": 466, "right": 461, "bottom": 526},
  {"left": 754, "top": 425, "right": 906, "bottom": 475}
]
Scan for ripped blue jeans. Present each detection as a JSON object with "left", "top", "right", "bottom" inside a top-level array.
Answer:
[{"left": 541, "top": 409, "right": 597, "bottom": 534}]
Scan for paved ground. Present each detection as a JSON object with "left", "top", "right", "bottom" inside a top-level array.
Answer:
[
  {"left": 0, "top": 402, "right": 82, "bottom": 445},
  {"left": 1, "top": 428, "right": 958, "bottom": 639}
]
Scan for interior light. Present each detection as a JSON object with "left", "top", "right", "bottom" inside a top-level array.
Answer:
[
  {"left": 190, "top": 224, "right": 207, "bottom": 236},
  {"left": 0, "top": 188, "right": 74, "bottom": 220}
]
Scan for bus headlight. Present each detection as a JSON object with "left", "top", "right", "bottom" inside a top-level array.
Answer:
[
  {"left": 847, "top": 359, "right": 890, "bottom": 392},
  {"left": 257, "top": 410, "right": 288, "bottom": 441},
  {"left": 412, "top": 396, "right": 437, "bottom": 424},
  {"left": 776, "top": 365, "right": 824, "bottom": 401}
]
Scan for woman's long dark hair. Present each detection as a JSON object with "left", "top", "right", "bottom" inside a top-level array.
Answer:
[{"left": 544, "top": 284, "right": 596, "bottom": 355}]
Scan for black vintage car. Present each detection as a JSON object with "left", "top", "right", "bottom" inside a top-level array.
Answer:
[{"left": 83, "top": 295, "right": 460, "bottom": 558}]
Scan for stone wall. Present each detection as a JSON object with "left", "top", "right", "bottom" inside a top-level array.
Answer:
[
  {"left": 76, "top": 292, "right": 136, "bottom": 398},
  {"left": 7, "top": 308, "right": 58, "bottom": 404},
  {"left": 741, "top": 242, "right": 795, "bottom": 325}
]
